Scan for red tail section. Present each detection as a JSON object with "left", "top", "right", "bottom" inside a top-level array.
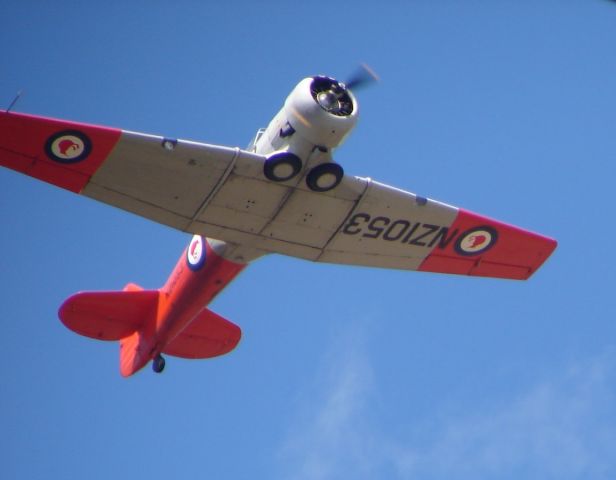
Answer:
[
  {"left": 58, "top": 235, "right": 247, "bottom": 376},
  {"left": 59, "top": 284, "right": 161, "bottom": 376},
  {"left": 59, "top": 279, "right": 243, "bottom": 376},
  {"left": 163, "top": 308, "right": 241, "bottom": 359},
  {"left": 118, "top": 307, "right": 241, "bottom": 376},
  {"left": 58, "top": 286, "right": 159, "bottom": 341},
  {"left": 119, "top": 331, "right": 154, "bottom": 377}
]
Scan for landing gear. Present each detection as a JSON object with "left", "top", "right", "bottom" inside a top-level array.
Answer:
[
  {"left": 306, "top": 162, "right": 344, "bottom": 192},
  {"left": 152, "top": 354, "right": 166, "bottom": 373},
  {"left": 263, "top": 152, "right": 302, "bottom": 182}
]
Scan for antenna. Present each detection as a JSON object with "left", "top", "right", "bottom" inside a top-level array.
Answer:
[{"left": 6, "top": 89, "right": 23, "bottom": 113}]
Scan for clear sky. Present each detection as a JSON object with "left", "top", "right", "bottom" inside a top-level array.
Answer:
[{"left": 1, "top": 1, "right": 616, "bottom": 479}]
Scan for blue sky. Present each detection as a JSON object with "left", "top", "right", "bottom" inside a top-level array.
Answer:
[{"left": 1, "top": 1, "right": 616, "bottom": 479}]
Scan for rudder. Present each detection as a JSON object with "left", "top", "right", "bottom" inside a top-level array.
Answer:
[{"left": 119, "top": 330, "right": 154, "bottom": 377}]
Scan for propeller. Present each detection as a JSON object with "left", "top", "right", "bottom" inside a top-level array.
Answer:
[
  {"left": 310, "top": 64, "right": 379, "bottom": 116},
  {"left": 293, "top": 65, "right": 380, "bottom": 126},
  {"left": 343, "top": 63, "right": 379, "bottom": 91}
]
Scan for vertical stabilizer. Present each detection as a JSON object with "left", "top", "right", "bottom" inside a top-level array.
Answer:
[{"left": 119, "top": 330, "right": 155, "bottom": 377}]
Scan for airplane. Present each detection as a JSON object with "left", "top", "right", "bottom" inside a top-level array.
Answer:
[{"left": 0, "top": 72, "right": 557, "bottom": 377}]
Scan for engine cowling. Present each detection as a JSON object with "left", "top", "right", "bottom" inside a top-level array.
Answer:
[
  {"left": 252, "top": 76, "right": 358, "bottom": 192},
  {"left": 254, "top": 76, "right": 359, "bottom": 156},
  {"left": 285, "top": 76, "right": 359, "bottom": 148}
]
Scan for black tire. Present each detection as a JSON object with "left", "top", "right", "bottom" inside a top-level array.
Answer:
[
  {"left": 152, "top": 354, "right": 166, "bottom": 373},
  {"left": 306, "top": 163, "right": 344, "bottom": 192},
  {"left": 263, "top": 152, "right": 302, "bottom": 182}
]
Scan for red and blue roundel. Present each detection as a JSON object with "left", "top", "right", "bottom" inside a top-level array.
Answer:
[
  {"left": 455, "top": 226, "right": 498, "bottom": 256},
  {"left": 45, "top": 130, "right": 92, "bottom": 164},
  {"left": 186, "top": 235, "right": 206, "bottom": 270}
]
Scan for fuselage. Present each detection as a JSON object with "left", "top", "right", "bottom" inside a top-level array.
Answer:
[
  {"left": 119, "top": 236, "right": 250, "bottom": 376},
  {"left": 154, "top": 236, "right": 246, "bottom": 355}
]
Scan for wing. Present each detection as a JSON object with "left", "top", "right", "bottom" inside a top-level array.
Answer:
[
  {"left": 0, "top": 110, "right": 556, "bottom": 279},
  {"left": 320, "top": 186, "right": 557, "bottom": 280}
]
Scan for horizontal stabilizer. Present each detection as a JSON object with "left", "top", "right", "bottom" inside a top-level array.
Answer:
[
  {"left": 163, "top": 308, "right": 241, "bottom": 359},
  {"left": 59, "top": 289, "right": 159, "bottom": 341}
]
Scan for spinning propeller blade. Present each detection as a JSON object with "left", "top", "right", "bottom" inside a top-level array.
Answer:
[{"left": 344, "top": 63, "right": 379, "bottom": 91}]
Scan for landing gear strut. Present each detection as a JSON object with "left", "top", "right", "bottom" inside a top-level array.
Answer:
[{"left": 152, "top": 354, "right": 166, "bottom": 373}]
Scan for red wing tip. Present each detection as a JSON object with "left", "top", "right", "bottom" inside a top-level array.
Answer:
[{"left": 418, "top": 208, "right": 558, "bottom": 280}]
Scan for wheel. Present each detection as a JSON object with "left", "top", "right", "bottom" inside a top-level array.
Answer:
[
  {"left": 152, "top": 354, "right": 166, "bottom": 373},
  {"left": 306, "top": 163, "right": 344, "bottom": 192},
  {"left": 263, "top": 152, "right": 302, "bottom": 182}
]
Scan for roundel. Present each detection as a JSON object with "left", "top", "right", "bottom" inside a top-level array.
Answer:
[
  {"left": 455, "top": 226, "right": 498, "bottom": 256},
  {"left": 186, "top": 235, "right": 207, "bottom": 270},
  {"left": 45, "top": 130, "right": 92, "bottom": 164}
]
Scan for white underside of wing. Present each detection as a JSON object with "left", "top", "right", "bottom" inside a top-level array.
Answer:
[
  {"left": 83, "top": 131, "right": 240, "bottom": 231},
  {"left": 320, "top": 181, "right": 459, "bottom": 268},
  {"left": 84, "top": 130, "right": 458, "bottom": 269}
]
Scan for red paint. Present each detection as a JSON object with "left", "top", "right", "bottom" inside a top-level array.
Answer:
[
  {"left": 190, "top": 239, "right": 199, "bottom": 257},
  {"left": 419, "top": 209, "right": 557, "bottom": 280},
  {"left": 58, "top": 139, "right": 79, "bottom": 155},
  {"left": 0, "top": 110, "right": 121, "bottom": 192},
  {"left": 59, "top": 237, "right": 246, "bottom": 377},
  {"left": 121, "top": 239, "right": 245, "bottom": 376},
  {"left": 59, "top": 289, "right": 159, "bottom": 340},
  {"left": 469, "top": 234, "right": 487, "bottom": 249}
]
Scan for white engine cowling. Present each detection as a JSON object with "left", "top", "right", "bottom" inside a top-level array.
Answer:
[
  {"left": 285, "top": 76, "right": 359, "bottom": 148},
  {"left": 253, "top": 76, "right": 359, "bottom": 192},
  {"left": 254, "top": 76, "right": 359, "bottom": 156}
]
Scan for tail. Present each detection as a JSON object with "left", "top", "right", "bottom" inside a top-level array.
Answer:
[
  {"left": 119, "top": 330, "right": 153, "bottom": 377},
  {"left": 59, "top": 283, "right": 242, "bottom": 377},
  {"left": 118, "top": 283, "right": 160, "bottom": 377},
  {"left": 59, "top": 283, "right": 160, "bottom": 377}
]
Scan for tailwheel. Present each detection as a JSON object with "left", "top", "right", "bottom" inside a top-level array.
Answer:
[{"left": 152, "top": 354, "right": 166, "bottom": 373}]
